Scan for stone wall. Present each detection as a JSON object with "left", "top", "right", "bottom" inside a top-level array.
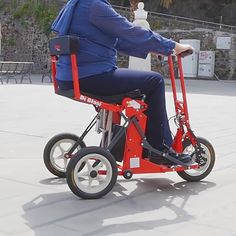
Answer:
[
  {"left": 115, "top": 10, "right": 236, "bottom": 80},
  {"left": 214, "top": 31, "right": 236, "bottom": 80},
  {"left": 1, "top": 8, "right": 236, "bottom": 79},
  {"left": 117, "top": 27, "right": 236, "bottom": 80},
  {"left": 156, "top": 29, "right": 236, "bottom": 80},
  {"left": 148, "top": 15, "right": 236, "bottom": 80},
  {"left": 0, "top": 14, "right": 49, "bottom": 73}
]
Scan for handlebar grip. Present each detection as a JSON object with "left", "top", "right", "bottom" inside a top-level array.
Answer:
[{"left": 179, "top": 49, "right": 194, "bottom": 58}]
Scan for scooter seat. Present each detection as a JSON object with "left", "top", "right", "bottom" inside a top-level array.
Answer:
[{"left": 57, "top": 89, "right": 144, "bottom": 104}]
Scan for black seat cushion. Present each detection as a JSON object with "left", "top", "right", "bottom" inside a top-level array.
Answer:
[{"left": 57, "top": 89, "right": 143, "bottom": 104}]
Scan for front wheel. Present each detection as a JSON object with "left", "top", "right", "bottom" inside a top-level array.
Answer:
[
  {"left": 177, "top": 137, "right": 215, "bottom": 182},
  {"left": 66, "top": 147, "right": 118, "bottom": 199}
]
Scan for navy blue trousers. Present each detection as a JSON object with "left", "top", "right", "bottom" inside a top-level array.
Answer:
[{"left": 57, "top": 68, "right": 173, "bottom": 150}]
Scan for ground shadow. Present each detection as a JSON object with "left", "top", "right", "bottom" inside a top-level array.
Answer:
[
  {"left": 39, "top": 177, "right": 67, "bottom": 186},
  {"left": 22, "top": 177, "right": 216, "bottom": 235}
]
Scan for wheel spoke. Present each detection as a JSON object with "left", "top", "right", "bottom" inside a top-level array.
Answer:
[
  {"left": 94, "top": 161, "right": 103, "bottom": 172},
  {"left": 63, "top": 158, "right": 68, "bottom": 170},
  {"left": 88, "top": 177, "right": 93, "bottom": 187},
  {"left": 65, "top": 143, "right": 74, "bottom": 152},
  {"left": 97, "top": 175, "right": 105, "bottom": 184},
  {"left": 58, "top": 145, "right": 65, "bottom": 154},
  {"left": 86, "top": 160, "right": 92, "bottom": 172},
  {"left": 78, "top": 171, "right": 89, "bottom": 177},
  {"left": 92, "top": 160, "right": 101, "bottom": 168},
  {"left": 54, "top": 154, "right": 64, "bottom": 160}
]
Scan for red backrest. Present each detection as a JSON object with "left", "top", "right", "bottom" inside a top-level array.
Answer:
[{"left": 49, "top": 36, "right": 124, "bottom": 112}]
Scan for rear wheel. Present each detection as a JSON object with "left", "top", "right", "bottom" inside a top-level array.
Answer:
[
  {"left": 66, "top": 147, "right": 117, "bottom": 199},
  {"left": 43, "top": 133, "right": 86, "bottom": 178},
  {"left": 177, "top": 137, "right": 215, "bottom": 182}
]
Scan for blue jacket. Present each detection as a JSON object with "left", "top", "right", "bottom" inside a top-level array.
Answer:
[{"left": 52, "top": 0, "right": 175, "bottom": 81}]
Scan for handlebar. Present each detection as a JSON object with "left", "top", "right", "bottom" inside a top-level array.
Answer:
[{"left": 178, "top": 49, "right": 194, "bottom": 58}]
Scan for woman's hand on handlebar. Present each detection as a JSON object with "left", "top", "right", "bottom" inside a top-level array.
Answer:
[
  {"left": 151, "top": 42, "right": 194, "bottom": 59},
  {"left": 174, "top": 42, "right": 194, "bottom": 57}
]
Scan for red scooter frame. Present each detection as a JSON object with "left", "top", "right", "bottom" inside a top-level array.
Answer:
[
  {"left": 50, "top": 51, "right": 199, "bottom": 177},
  {"left": 169, "top": 56, "right": 197, "bottom": 152}
]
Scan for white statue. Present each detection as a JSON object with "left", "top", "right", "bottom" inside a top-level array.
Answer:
[
  {"left": 129, "top": 2, "right": 151, "bottom": 71},
  {"left": 133, "top": 2, "right": 150, "bottom": 29}
]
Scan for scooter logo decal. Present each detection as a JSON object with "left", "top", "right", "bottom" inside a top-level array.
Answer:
[
  {"left": 80, "top": 95, "right": 102, "bottom": 107},
  {"left": 55, "top": 44, "right": 61, "bottom": 52}
]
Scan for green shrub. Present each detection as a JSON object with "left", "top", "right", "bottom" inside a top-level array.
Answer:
[
  {"left": 7, "top": 0, "right": 59, "bottom": 35},
  {"left": 150, "top": 20, "right": 163, "bottom": 30}
]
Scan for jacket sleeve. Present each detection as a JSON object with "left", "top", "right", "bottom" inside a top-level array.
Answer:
[
  {"left": 114, "top": 37, "right": 148, "bottom": 58},
  {"left": 88, "top": 0, "right": 175, "bottom": 58}
]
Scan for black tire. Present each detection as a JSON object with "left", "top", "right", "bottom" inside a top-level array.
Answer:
[
  {"left": 43, "top": 133, "right": 86, "bottom": 178},
  {"left": 177, "top": 137, "right": 215, "bottom": 182},
  {"left": 66, "top": 147, "right": 118, "bottom": 199}
]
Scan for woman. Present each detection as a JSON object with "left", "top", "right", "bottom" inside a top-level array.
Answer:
[{"left": 52, "top": 0, "right": 194, "bottom": 164}]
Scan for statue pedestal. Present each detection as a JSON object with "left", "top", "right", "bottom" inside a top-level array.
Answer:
[{"left": 129, "top": 54, "right": 151, "bottom": 71}]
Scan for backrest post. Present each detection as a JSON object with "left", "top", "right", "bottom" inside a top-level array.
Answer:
[
  {"left": 71, "top": 53, "right": 81, "bottom": 99},
  {"left": 51, "top": 56, "right": 58, "bottom": 93}
]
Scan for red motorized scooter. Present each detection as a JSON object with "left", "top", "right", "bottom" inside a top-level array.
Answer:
[{"left": 43, "top": 36, "right": 215, "bottom": 199}]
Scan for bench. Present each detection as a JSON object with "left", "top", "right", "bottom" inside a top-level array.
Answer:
[
  {"left": 41, "top": 64, "right": 52, "bottom": 83},
  {"left": 0, "top": 61, "right": 33, "bottom": 84}
]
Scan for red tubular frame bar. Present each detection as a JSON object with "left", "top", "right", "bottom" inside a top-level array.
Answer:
[
  {"left": 177, "top": 56, "right": 190, "bottom": 127},
  {"left": 168, "top": 55, "right": 197, "bottom": 151},
  {"left": 168, "top": 55, "right": 190, "bottom": 129},
  {"left": 71, "top": 54, "right": 81, "bottom": 100},
  {"left": 51, "top": 56, "right": 58, "bottom": 93}
]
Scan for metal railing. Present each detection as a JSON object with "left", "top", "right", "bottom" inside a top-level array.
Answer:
[{"left": 113, "top": 5, "right": 236, "bottom": 33}]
